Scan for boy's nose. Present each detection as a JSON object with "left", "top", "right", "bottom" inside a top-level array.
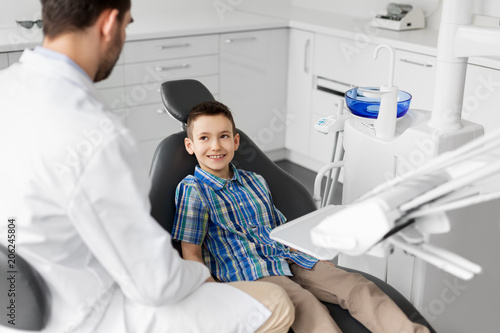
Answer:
[{"left": 210, "top": 139, "right": 221, "bottom": 150}]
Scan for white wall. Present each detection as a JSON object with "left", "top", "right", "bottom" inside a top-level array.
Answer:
[
  {"left": 0, "top": 0, "right": 41, "bottom": 28},
  {"left": 238, "top": 0, "right": 291, "bottom": 13},
  {"left": 0, "top": 0, "right": 216, "bottom": 28},
  {"left": 290, "top": 0, "right": 500, "bottom": 30},
  {"left": 131, "top": 0, "right": 213, "bottom": 21},
  {"left": 291, "top": 0, "right": 500, "bottom": 16},
  {"left": 4, "top": 1, "right": 500, "bottom": 30}
]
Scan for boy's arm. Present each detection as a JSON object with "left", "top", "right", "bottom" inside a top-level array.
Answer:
[{"left": 181, "top": 241, "right": 216, "bottom": 283}]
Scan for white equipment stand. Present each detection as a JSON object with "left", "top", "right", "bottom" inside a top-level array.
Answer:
[{"left": 273, "top": 2, "right": 500, "bottom": 329}]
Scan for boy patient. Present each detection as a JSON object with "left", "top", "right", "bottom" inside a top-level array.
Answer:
[{"left": 172, "top": 101, "right": 430, "bottom": 333}]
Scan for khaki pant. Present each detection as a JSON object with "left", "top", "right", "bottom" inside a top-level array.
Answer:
[
  {"left": 258, "top": 261, "right": 430, "bottom": 333},
  {"left": 231, "top": 281, "right": 295, "bottom": 333}
]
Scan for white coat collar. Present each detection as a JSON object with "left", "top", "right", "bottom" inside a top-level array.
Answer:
[{"left": 19, "top": 48, "right": 101, "bottom": 103}]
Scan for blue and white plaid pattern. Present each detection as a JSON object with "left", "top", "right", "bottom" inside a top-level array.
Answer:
[{"left": 172, "top": 165, "right": 318, "bottom": 282}]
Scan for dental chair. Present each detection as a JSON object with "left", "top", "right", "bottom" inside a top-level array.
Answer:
[
  {"left": 149, "top": 79, "right": 435, "bottom": 333},
  {"left": 0, "top": 244, "right": 49, "bottom": 331}
]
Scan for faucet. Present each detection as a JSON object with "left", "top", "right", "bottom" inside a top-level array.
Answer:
[
  {"left": 362, "top": 44, "right": 399, "bottom": 139},
  {"left": 429, "top": 0, "right": 500, "bottom": 130}
]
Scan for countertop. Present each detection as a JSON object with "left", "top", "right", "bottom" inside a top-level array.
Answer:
[
  {"left": 257, "top": 7, "right": 439, "bottom": 56},
  {"left": 1, "top": 7, "right": 498, "bottom": 68},
  {"left": 0, "top": 10, "right": 289, "bottom": 53}
]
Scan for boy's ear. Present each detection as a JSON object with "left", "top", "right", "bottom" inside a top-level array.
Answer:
[
  {"left": 184, "top": 137, "right": 194, "bottom": 155},
  {"left": 233, "top": 133, "right": 240, "bottom": 151}
]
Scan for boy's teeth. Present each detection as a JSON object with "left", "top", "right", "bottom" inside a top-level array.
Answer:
[{"left": 209, "top": 155, "right": 223, "bottom": 159}]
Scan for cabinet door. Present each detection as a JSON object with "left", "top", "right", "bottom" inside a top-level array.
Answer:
[
  {"left": 462, "top": 63, "right": 500, "bottom": 134},
  {"left": 0, "top": 53, "right": 7, "bottom": 70},
  {"left": 393, "top": 50, "right": 436, "bottom": 111},
  {"left": 127, "top": 103, "right": 181, "bottom": 142},
  {"left": 123, "top": 35, "right": 218, "bottom": 63},
  {"left": 123, "top": 55, "right": 219, "bottom": 87},
  {"left": 7, "top": 51, "right": 23, "bottom": 65},
  {"left": 314, "top": 33, "right": 390, "bottom": 87},
  {"left": 285, "top": 29, "right": 314, "bottom": 157},
  {"left": 121, "top": 34, "right": 219, "bottom": 169},
  {"left": 219, "top": 29, "right": 288, "bottom": 152}
]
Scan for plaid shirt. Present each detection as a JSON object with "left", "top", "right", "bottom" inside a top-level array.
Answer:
[{"left": 172, "top": 165, "right": 318, "bottom": 282}]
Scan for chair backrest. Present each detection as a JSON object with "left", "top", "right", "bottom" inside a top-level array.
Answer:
[
  {"left": 149, "top": 79, "right": 316, "bottom": 253},
  {"left": 0, "top": 244, "right": 49, "bottom": 330}
]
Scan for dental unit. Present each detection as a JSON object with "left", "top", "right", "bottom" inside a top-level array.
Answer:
[{"left": 273, "top": 0, "right": 500, "bottom": 284}]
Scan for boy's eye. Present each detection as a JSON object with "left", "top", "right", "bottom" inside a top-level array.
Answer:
[
  {"left": 221, "top": 134, "right": 230, "bottom": 139},
  {"left": 199, "top": 136, "right": 208, "bottom": 141}
]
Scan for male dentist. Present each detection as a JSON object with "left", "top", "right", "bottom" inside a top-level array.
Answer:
[{"left": 0, "top": 1, "right": 294, "bottom": 332}]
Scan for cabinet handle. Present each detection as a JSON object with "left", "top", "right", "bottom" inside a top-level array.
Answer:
[
  {"left": 399, "top": 58, "right": 433, "bottom": 68},
  {"left": 225, "top": 37, "right": 257, "bottom": 44},
  {"left": 304, "top": 39, "right": 311, "bottom": 74},
  {"left": 156, "top": 109, "right": 167, "bottom": 114},
  {"left": 155, "top": 64, "right": 190, "bottom": 72},
  {"left": 157, "top": 43, "right": 190, "bottom": 50}
]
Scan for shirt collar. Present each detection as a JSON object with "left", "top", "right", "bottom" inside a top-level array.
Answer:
[
  {"left": 194, "top": 164, "right": 242, "bottom": 190},
  {"left": 33, "top": 46, "right": 92, "bottom": 81}
]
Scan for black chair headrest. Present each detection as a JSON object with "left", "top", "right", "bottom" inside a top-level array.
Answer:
[{"left": 160, "top": 79, "right": 216, "bottom": 125}]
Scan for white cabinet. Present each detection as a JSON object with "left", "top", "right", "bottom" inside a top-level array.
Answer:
[
  {"left": 122, "top": 35, "right": 218, "bottom": 63},
  {"left": 462, "top": 61, "right": 500, "bottom": 134},
  {"left": 314, "top": 33, "right": 390, "bottom": 88},
  {"left": 7, "top": 51, "right": 22, "bottom": 65},
  {"left": 285, "top": 29, "right": 314, "bottom": 159},
  {"left": 285, "top": 29, "right": 345, "bottom": 170},
  {"left": 0, "top": 53, "right": 7, "bottom": 70},
  {"left": 120, "top": 35, "right": 219, "bottom": 168},
  {"left": 393, "top": 50, "right": 436, "bottom": 111},
  {"left": 219, "top": 29, "right": 288, "bottom": 154},
  {"left": 0, "top": 51, "right": 22, "bottom": 70}
]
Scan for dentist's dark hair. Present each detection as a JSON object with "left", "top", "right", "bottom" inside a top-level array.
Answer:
[{"left": 41, "top": 0, "right": 131, "bottom": 38}]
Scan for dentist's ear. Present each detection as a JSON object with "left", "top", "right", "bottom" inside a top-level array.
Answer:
[
  {"left": 100, "top": 9, "right": 119, "bottom": 42},
  {"left": 184, "top": 138, "right": 194, "bottom": 155}
]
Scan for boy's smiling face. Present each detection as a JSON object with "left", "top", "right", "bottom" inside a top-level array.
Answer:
[{"left": 185, "top": 114, "right": 240, "bottom": 179}]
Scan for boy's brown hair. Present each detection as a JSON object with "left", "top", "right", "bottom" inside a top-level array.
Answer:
[{"left": 186, "top": 101, "right": 237, "bottom": 139}]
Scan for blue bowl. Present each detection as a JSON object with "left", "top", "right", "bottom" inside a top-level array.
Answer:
[{"left": 345, "top": 87, "right": 412, "bottom": 119}]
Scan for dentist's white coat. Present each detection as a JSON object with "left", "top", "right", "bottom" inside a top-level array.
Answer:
[{"left": 0, "top": 49, "right": 269, "bottom": 333}]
